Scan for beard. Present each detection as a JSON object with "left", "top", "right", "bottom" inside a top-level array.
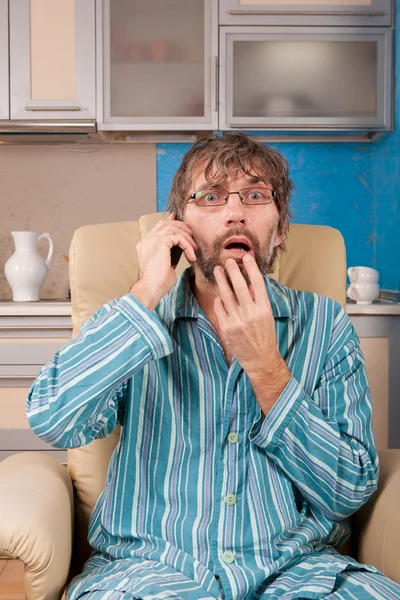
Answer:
[{"left": 189, "top": 224, "right": 279, "bottom": 289}]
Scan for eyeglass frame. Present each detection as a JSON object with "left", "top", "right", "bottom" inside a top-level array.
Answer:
[{"left": 185, "top": 187, "right": 277, "bottom": 207}]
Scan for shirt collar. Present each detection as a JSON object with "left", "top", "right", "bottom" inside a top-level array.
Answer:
[{"left": 167, "top": 266, "right": 294, "bottom": 324}]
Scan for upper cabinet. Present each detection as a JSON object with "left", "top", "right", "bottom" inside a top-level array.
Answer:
[
  {"left": 96, "top": 0, "right": 218, "bottom": 130},
  {"left": 9, "top": 0, "right": 96, "bottom": 120},
  {"left": 0, "top": 0, "right": 9, "bottom": 120},
  {"left": 219, "top": 26, "right": 392, "bottom": 131},
  {"left": 219, "top": 0, "right": 393, "bottom": 27},
  {"left": 0, "top": 0, "right": 394, "bottom": 137}
]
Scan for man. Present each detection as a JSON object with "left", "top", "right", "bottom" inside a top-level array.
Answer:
[{"left": 27, "top": 133, "right": 400, "bottom": 600}]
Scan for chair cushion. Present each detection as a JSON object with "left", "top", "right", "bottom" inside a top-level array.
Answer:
[{"left": 67, "top": 213, "right": 346, "bottom": 568}]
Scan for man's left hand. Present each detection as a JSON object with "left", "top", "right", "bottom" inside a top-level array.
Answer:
[
  {"left": 214, "top": 254, "right": 291, "bottom": 415},
  {"left": 213, "top": 255, "right": 277, "bottom": 373}
]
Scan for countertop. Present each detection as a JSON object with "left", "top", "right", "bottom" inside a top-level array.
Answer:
[
  {"left": 346, "top": 299, "right": 400, "bottom": 315},
  {"left": 1, "top": 297, "right": 400, "bottom": 317},
  {"left": 0, "top": 299, "right": 72, "bottom": 316}
]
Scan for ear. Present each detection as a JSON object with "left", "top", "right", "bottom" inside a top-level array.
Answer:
[
  {"left": 273, "top": 230, "right": 285, "bottom": 248},
  {"left": 273, "top": 219, "right": 287, "bottom": 248}
]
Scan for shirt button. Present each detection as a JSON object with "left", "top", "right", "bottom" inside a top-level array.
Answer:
[
  {"left": 222, "top": 551, "right": 235, "bottom": 564},
  {"left": 227, "top": 432, "right": 239, "bottom": 443},
  {"left": 224, "top": 494, "right": 237, "bottom": 505}
]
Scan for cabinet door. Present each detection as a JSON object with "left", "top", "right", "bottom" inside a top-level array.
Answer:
[
  {"left": 97, "top": 0, "right": 218, "bottom": 130},
  {"left": 359, "top": 337, "right": 389, "bottom": 451},
  {"left": 220, "top": 26, "right": 392, "bottom": 131},
  {"left": 220, "top": 0, "right": 392, "bottom": 27},
  {"left": 9, "top": 0, "right": 96, "bottom": 120},
  {"left": 0, "top": 0, "right": 9, "bottom": 120}
]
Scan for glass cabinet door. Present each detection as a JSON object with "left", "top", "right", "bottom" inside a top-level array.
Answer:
[
  {"left": 219, "top": 27, "right": 392, "bottom": 131},
  {"left": 0, "top": 0, "right": 9, "bottom": 120},
  {"left": 98, "top": 0, "right": 218, "bottom": 130},
  {"left": 219, "top": 0, "right": 392, "bottom": 27}
]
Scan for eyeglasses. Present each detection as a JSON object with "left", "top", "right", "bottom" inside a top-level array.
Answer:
[{"left": 186, "top": 187, "right": 276, "bottom": 207}]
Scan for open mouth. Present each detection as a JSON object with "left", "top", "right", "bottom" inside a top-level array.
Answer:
[
  {"left": 225, "top": 242, "right": 250, "bottom": 252},
  {"left": 223, "top": 242, "right": 254, "bottom": 258}
]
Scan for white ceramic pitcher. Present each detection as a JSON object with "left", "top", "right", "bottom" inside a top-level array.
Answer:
[{"left": 4, "top": 231, "right": 54, "bottom": 301}]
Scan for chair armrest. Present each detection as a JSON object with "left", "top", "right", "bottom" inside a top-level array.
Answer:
[
  {"left": 354, "top": 449, "right": 400, "bottom": 583},
  {"left": 0, "top": 452, "right": 74, "bottom": 600}
]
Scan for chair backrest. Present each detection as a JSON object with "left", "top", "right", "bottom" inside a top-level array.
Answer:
[{"left": 67, "top": 212, "right": 346, "bottom": 573}]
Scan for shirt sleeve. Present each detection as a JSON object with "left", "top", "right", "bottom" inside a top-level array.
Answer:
[
  {"left": 249, "top": 306, "right": 379, "bottom": 521},
  {"left": 26, "top": 293, "right": 173, "bottom": 449}
]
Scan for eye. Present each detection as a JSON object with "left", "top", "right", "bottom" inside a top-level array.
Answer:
[
  {"left": 251, "top": 190, "right": 268, "bottom": 201},
  {"left": 243, "top": 188, "right": 271, "bottom": 202},
  {"left": 250, "top": 192, "right": 262, "bottom": 201},
  {"left": 204, "top": 192, "right": 218, "bottom": 203}
]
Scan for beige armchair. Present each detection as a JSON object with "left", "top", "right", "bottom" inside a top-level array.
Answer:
[{"left": 1, "top": 212, "right": 399, "bottom": 600}]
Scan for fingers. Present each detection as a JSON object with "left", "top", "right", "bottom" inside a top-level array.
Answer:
[
  {"left": 214, "top": 256, "right": 267, "bottom": 310},
  {"left": 151, "top": 213, "right": 197, "bottom": 254},
  {"left": 170, "top": 234, "right": 197, "bottom": 262},
  {"left": 163, "top": 213, "right": 196, "bottom": 241},
  {"left": 164, "top": 213, "right": 198, "bottom": 253},
  {"left": 214, "top": 264, "right": 239, "bottom": 311},
  {"left": 242, "top": 255, "right": 268, "bottom": 304},
  {"left": 163, "top": 229, "right": 197, "bottom": 254}
]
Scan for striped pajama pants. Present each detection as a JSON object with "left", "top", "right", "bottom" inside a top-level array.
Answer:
[{"left": 78, "top": 569, "right": 400, "bottom": 600}]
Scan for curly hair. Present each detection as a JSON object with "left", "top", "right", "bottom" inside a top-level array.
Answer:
[{"left": 165, "top": 132, "right": 293, "bottom": 251}]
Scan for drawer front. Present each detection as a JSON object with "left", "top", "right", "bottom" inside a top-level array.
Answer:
[
  {"left": 0, "top": 317, "right": 72, "bottom": 461},
  {"left": 0, "top": 337, "right": 71, "bottom": 365},
  {"left": 0, "top": 335, "right": 71, "bottom": 386},
  {"left": 0, "top": 388, "right": 67, "bottom": 462}
]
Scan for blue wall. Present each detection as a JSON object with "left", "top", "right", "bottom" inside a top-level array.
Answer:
[
  {"left": 373, "top": 0, "right": 400, "bottom": 291},
  {"left": 156, "top": 4, "right": 400, "bottom": 291}
]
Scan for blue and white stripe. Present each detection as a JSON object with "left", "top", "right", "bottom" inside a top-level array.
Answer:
[{"left": 27, "top": 267, "right": 399, "bottom": 599}]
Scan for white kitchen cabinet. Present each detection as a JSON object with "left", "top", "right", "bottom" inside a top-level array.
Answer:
[
  {"left": 0, "top": 0, "right": 9, "bottom": 120},
  {"left": 220, "top": 0, "right": 393, "bottom": 27},
  {"left": 0, "top": 305, "right": 72, "bottom": 463},
  {"left": 9, "top": 0, "right": 96, "bottom": 120},
  {"left": 219, "top": 26, "right": 392, "bottom": 131},
  {"left": 350, "top": 313, "right": 400, "bottom": 449},
  {"left": 359, "top": 337, "right": 389, "bottom": 451},
  {"left": 96, "top": 0, "right": 218, "bottom": 131}
]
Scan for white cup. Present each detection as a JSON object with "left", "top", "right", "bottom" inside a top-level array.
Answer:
[
  {"left": 347, "top": 283, "right": 380, "bottom": 304},
  {"left": 347, "top": 266, "right": 380, "bottom": 284}
]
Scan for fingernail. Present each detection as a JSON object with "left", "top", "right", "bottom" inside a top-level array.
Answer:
[{"left": 244, "top": 254, "right": 252, "bottom": 262}]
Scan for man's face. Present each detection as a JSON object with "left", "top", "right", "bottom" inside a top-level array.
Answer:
[{"left": 183, "top": 170, "right": 283, "bottom": 287}]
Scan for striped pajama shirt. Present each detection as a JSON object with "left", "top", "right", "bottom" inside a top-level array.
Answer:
[{"left": 27, "top": 266, "right": 400, "bottom": 599}]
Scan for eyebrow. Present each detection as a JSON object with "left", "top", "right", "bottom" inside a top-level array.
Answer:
[
  {"left": 247, "top": 176, "right": 265, "bottom": 185},
  {"left": 197, "top": 176, "right": 267, "bottom": 189}
]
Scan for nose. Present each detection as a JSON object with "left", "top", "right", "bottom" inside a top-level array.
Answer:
[{"left": 223, "top": 192, "right": 247, "bottom": 225}]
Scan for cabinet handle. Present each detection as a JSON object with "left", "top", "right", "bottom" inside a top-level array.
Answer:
[
  {"left": 24, "top": 104, "right": 81, "bottom": 111},
  {"left": 211, "top": 56, "right": 218, "bottom": 113},
  {"left": 0, "top": 326, "right": 72, "bottom": 330},
  {"left": 0, "top": 120, "right": 95, "bottom": 133},
  {"left": 0, "top": 375, "right": 34, "bottom": 380},
  {"left": 231, "top": 124, "right": 331, "bottom": 128},
  {"left": 228, "top": 10, "right": 385, "bottom": 16}
]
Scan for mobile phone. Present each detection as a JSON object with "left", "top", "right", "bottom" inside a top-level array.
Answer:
[
  {"left": 169, "top": 212, "right": 184, "bottom": 268},
  {"left": 170, "top": 245, "right": 183, "bottom": 268}
]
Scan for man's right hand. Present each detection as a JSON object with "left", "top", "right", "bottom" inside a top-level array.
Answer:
[{"left": 129, "top": 212, "right": 198, "bottom": 312}]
